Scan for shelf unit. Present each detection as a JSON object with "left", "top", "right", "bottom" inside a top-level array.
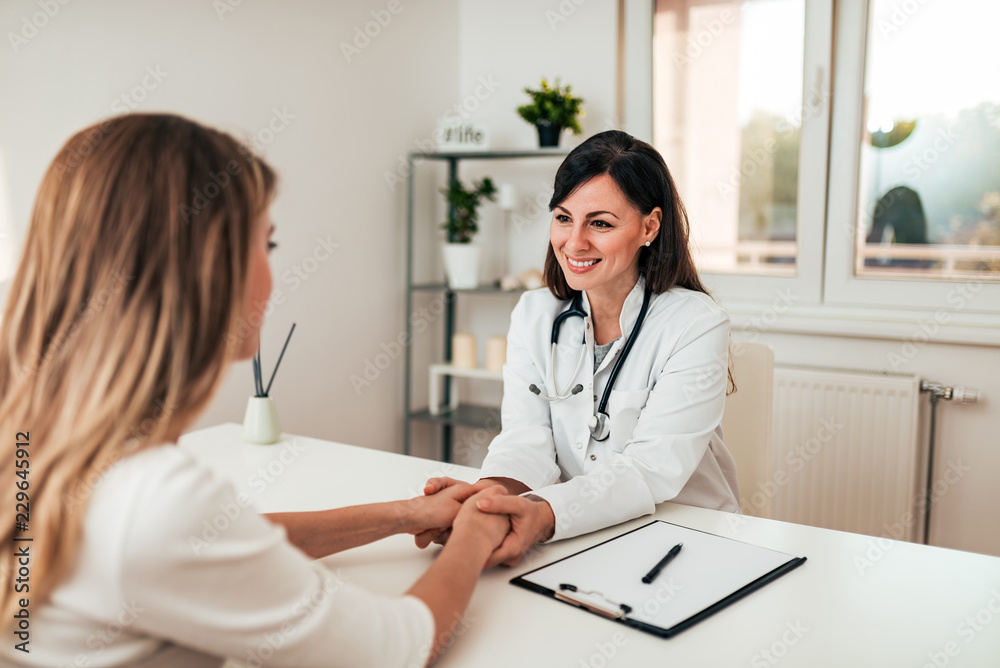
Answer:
[
  {"left": 403, "top": 149, "right": 568, "bottom": 461},
  {"left": 427, "top": 364, "right": 503, "bottom": 416}
]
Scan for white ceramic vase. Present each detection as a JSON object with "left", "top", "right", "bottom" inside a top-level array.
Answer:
[
  {"left": 243, "top": 396, "right": 281, "bottom": 445},
  {"left": 442, "top": 243, "right": 480, "bottom": 289}
]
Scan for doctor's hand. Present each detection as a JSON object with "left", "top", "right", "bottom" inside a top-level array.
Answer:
[
  {"left": 404, "top": 479, "right": 496, "bottom": 548},
  {"left": 474, "top": 493, "right": 555, "bottom": 568}
]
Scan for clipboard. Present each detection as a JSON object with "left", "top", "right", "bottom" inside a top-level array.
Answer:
[{"left": 511, "top": 520, "right": 806, "bottom": 638}]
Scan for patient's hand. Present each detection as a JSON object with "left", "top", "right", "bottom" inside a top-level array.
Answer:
[
  {"left": 421, "top": 476, "right": 468, "bottom": 496},
  {"left": 400, "top": 478, "right": 494, "bottom": 546},
  {"left": 413, "top": 477, "right": 482, "bottom": 548}
]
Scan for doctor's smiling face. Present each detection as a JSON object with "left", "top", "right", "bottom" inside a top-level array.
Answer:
[{"left": 550, "top": 173, "right": 660, "bottom": 303}]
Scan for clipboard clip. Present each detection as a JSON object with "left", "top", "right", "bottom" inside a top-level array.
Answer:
[{"left": 556, "top": 584, "right": 633, "bottom": 620}]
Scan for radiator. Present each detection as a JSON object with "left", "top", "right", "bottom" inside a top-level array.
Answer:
[{"left": 767, "top": 366, "right": 923, "bottom": 542}]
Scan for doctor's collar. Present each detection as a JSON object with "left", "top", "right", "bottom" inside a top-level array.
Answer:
[{"left": 574, "top": 275, "right": 647, "bottom": 315}]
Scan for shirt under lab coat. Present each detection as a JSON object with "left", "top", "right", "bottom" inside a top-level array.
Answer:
[{"left": 479, "top": 276, "right": 740, "bottom": 542}]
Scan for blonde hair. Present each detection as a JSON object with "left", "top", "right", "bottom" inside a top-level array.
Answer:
[{"left": 0, "top": 114, "right": 277, "bottom": 620}]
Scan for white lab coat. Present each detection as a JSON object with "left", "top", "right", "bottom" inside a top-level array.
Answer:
[{"left": 479, "top": 276, "right": 740, "bottom": 541}]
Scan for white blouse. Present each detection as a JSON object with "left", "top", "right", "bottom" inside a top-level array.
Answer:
[{"left": 0, "top": 446, "right": 433, "bottom": 667}]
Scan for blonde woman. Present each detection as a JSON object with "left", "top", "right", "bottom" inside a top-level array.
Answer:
[{"left": 0, "top": 114, "right": 508, "bottom": 667}]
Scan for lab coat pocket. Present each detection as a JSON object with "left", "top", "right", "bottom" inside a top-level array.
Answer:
[{"left": 606, "top": 385, "right": 652, "bottom": 452}]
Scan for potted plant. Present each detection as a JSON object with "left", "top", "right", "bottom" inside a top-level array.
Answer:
[
  {"left": 440, "top": 177, "right": 497, "bottom": 289},
  {"left": 516, "top": 77, "right": 585, "bottom": 148}
]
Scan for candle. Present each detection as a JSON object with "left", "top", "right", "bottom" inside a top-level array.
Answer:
[
  {"left": 499, "top": 183, "right": 517, "bottom": 211},
  {"left": 451, "top": 332, "right": 477, "bottom": 368},
  {"left": 485, "top": 336, "right": 507, "bottom": 372}
]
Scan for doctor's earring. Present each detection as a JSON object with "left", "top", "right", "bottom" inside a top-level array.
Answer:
[{"left": 644, "top": 241, "right": 651, "bottom": 247}]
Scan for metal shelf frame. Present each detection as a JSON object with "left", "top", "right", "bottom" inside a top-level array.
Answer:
[{"left": 403, "top": 149, "right": 569, "bottom": 461}]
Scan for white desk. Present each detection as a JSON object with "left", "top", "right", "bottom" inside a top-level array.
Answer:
[{"left": 179, "top": 424, "right": 1000, "bottom": 668}]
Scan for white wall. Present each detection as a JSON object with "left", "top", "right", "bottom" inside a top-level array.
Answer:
[
  {"left": 457, "top": 0, "right": 617, "bottom": 148},
  {"left": 0, "top": 0, "right": 459, "bottom": 453}
]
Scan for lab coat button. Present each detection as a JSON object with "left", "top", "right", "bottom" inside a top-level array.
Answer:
[
  {"left": 590, "top": 454, "right": 597, "bottom": 461},
  {"left": 575, "top": 441, "right": 583, "bottom": 449}
]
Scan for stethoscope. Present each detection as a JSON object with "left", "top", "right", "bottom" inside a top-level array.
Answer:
[{"left": 528, "top": 287, "right": 652, "bottom": 441}]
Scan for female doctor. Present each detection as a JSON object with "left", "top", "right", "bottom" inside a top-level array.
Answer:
[{"left": 423, "top": 130, "right": 740, "bottom": 566}]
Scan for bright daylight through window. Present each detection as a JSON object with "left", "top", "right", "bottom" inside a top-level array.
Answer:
[
  {"left": 857, "top": 0, "right": 1000, "bottom": 281},
  {"left": 652, "top": 0, "right": 806, "bottom": 277}
]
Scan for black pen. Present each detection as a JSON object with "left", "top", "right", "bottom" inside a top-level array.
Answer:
[{"left": 641, "top": 542, "right": 683, "bottom": 584}]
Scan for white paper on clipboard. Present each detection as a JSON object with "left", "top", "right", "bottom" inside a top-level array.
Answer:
[{"left": 514, "top": 520, "right": 804, "bottom": 632}]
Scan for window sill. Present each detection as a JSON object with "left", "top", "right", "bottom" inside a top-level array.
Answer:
[{"left": 723, "top": 299, "right": 1000, "bottom": 348}]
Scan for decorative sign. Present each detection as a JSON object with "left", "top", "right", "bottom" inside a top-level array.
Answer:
[{"left": 436, "top": 118, "right": 489, "bottom": 151}]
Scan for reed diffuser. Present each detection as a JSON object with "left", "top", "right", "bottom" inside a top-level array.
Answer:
[{"left": 243, "top": 323, "right": 296, "bottom": 445}]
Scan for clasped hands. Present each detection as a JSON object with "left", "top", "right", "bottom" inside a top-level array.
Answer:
[{"left": 406, "top": 477, "right": 555, "bottom": 568}]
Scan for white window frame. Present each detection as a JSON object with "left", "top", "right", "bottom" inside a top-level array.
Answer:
[
  {"left": 622, "top": 0, "right": 1000, "bottom": 345},
  {"left": 626, "top": 0, "right": 833, "bottom": 307},
  {"left": 823, "top": 0, "right": 1000, "bottom": 318}
]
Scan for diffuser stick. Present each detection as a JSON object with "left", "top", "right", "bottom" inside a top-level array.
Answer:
[{"left": 264, "top": 323, "right": 296, "bottom": 396}]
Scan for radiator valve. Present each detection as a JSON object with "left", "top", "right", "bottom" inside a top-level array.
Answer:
[{"left": 920, "top": 381, "right": 980, "bottom": 405}]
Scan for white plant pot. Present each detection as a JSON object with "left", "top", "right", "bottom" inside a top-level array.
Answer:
[
  {"left": 243, "top": 396, "right": 282, "bottom": 445},
  {"left": 442, "top": 243, "right": 480, "bottom": 289}
]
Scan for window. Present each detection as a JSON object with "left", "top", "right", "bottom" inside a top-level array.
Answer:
[
  {"left": 855, "top": 0, "right": 1000, "bottom": 281},
  {"left": 649, "top": 0, "right": 833, "bottom": 304},
  {"left": 653, "top": 0, "right": 805, "bottom": 276},
  {"left": 824, "top": 0, "right": 1000, "bottom": 315},
  {"left": 634, "top": 0, "right": 1000, "bottom": 319}
]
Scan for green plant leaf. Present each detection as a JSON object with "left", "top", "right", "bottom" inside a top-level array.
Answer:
[
  {"left": 516, "top": 77, "right": 585, "bottom": 134},
  {"left": 440, "top": 176, "right": 498, "bottom": 243}
]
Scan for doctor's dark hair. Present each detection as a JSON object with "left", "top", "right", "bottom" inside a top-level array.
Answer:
[{"left": 543, "top": 130, "right": 709, "bottom": 301}]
